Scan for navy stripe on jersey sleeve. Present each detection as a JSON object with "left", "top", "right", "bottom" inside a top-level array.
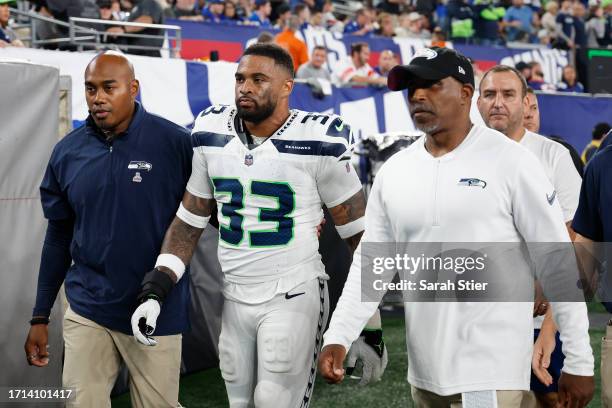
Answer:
[
  {"left": 572, "top": 158, "right": 603, "bottom": 241},
  {"left": 192, "top": 131, "right": 233, "bottom": 148},
  {"left": 271, "top": 140, "right": 347, "bottom": 157}
]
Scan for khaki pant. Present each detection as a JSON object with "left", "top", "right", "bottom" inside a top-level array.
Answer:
[
  {"left": 62, "top": 306, "right": 182, "bottom": 408},
  {"left": 603, "top": 323, "right": 612, "bottom": 408},
  {"left": 411, "top": 385, "right": 526, "bottom": 408}
]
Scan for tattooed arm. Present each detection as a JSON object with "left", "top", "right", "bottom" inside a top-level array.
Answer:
[
  {"left": 157, "top": 191, "right": 215, "bottom": 283},
  {"left": 327, "top": 190, "right": 366, "bottom": 254}
]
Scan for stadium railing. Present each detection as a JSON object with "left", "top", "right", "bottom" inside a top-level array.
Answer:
[{"left": 8, "top": 8, "right": 182, "bottom": 58}]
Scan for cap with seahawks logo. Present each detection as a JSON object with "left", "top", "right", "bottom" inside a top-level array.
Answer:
[{"left": 387, "top": 47, "right": 475, "bottom": 91}]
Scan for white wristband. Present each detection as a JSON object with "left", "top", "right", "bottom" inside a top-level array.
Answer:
[
  {"left": 335, "top": 217, "right": 365, "bottom": 239},
  {"left": 155, "top": 253, "right": 186, "bottom": 281},
  {"left": 176, "top": 202, "right": 210, "bottom": 229}
]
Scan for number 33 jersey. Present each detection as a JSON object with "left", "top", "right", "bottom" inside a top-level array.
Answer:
[{"left": 186, "top": 105, "right": 363, "bottom": 303}]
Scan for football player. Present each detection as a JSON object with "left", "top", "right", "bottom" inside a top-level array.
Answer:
[{"left": 130, "top": 43, "right": 387, "bottom": 407}]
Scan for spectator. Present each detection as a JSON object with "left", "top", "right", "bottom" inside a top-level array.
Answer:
[
  {"left": 202, "top": 0, "right": 226, "bottom": 22},
  {"left": 581, "top": 122, "right": 611, "bottom": 164},
  {"left": 333, "top": 42, "right": 386, "bottom": 86},
  {"left": 416, "top": 0, "right": 437, "bottom": 23},
  {"left": 603, "top": 0, "right": 612, "bottom": 47},
  {"left": 555, "top": 0, "right": 576, "bottom": 48},
  {"left": 516, "top": 61, "right": 531, "bottom": 81},
  {"left": 430, "top": 26, "right": 447, "bottom": 46},
  {"left": 106, "top": 0, "right": 165, "bottom": 57},
  {"left": 293, "top": 3, "right": 310, "bottom": 30},
  {"left": 248, "top": 0, "right": 272, "bottom": 28},
  {"left": 172, "top": 0, "right": 203, "bottom": 20},
  {"left": 586, "top": 6, "right": 606, "bottom": 47},
  {"left": 572, "top": 2, "right": 587, "bottom": 48},
  {"left": 235, "top": 0, "right": 251, "bottom": 19},
  {"left": 95, "top": 0, "right": 126, "bottom": 44},
  {"left": 556, "top": 65, "right": 584, "bottom": 93},
  {"left": 310, "top": 10, "right": 325, "bottom": 30},
  {"left": 296, "top": 45, "right": 331, "bottom": 81},
  {"left": 377, "top": 0, "right": 404, "bottom": 15},
  {"left": 256, "top": 30, "right": 274, "bottom": 43},
  {"left": 395, "top": 12, "right": 431, "bottom": 38},
  {"left": 503, "top": 0, "right": 535, "bottom": 42},
  {"left": 29, "top": 0, "right": 62, "bottom": 48},
  {"left": 447, "top": 0, "right": 475, "bottom": 42},
  {"left": 524, "top": 87, "right": 540, "bottom": 133},
  {"left": 275, "top": 15, "right": 309, "bottom": 71},
  {"left": 374, "top": 49, "right": 398, "bottom": 77},
  {"left": 223, "top": 0, "right": 241, "bottom": 22},
  {"left": 273, "top": 3, "right": 291, "bottom": 29},
  {"left": 321, "top": 0, "right": 342, "bottom": 32},
  {"left": 473, "top": 0, "right": 505, "bottom": 45},
  {"left": 375, "top": 12, "right": 397, "bottom": 37},
  {"left": 0, "top": 0, "right": 24, "bottom": 47},
  {"left": 343, "top": 8, "right": 375, "bottom": 36},
  {"left": 527, "top": 61, "right": 556, "bottom": 91},
  {"left": 540, "top": 1, "right": 572, "bottom": 48}
]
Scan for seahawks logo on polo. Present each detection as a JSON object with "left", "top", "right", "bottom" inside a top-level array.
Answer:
[
  {"left": 458, "top": 178, "right": 487, "bottom": 189},
  {"left": 128, "top": 161, "right": 152, "bottom": 171}
]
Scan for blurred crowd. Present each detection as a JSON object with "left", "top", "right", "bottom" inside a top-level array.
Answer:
[{"left": 1, "top": 0, "right": 611, "bottom": 88}]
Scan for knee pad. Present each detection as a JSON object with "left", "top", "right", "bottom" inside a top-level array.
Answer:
[
  {"left": 254, "top": 381, "right": 291, "bottom": 408},
  {"left": 260, "top": 332, "right": 292, "bottom": 373}
]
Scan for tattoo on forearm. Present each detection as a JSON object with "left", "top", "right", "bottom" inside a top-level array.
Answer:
[
  {"left": 328, "top": 190, "right": 366, "bottom": 255},
  {"left": 157, "top": 194, "right": 214, "bottom": 282},
  {"left": 328, "top": 191, "right": 366, "bottom": 226}
]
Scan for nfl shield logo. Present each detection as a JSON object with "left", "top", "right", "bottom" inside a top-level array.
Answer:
[{"left": 244, "top": 154, "right": 254, "bottom": 166}]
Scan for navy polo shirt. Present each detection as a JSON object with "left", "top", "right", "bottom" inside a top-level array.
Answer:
[
  {"left": 572, "top": 145, "right": 612, "bottom": 314},
  {"left": 39, "top": 102, "right": 193, "bottom": 335}
]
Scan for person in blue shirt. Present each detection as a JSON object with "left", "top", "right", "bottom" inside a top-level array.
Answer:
[
  {"left": 248, "top": 0, "right": 272, "bottom": 28},
  {"left": 343, "top": 7, "right": 375, "bottom": 36},
  {"left": 556, "top": 65, "right": 584, "bottom": 93},
  {"left": 503, "top": 0, "right": 535, "bottom": 41},
  {"left": 23, "top": 51, "right": 192, "bottom": 408},
  {"left": 572, "top": 143, "right": 612, "bottom": 408},
  {"left": 202, "top": 0, "right": 226, "bottom": 22}
]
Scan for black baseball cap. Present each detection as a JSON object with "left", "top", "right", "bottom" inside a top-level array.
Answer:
[{"left": 387, "top": 47, "right": 475, "bottom": 91}]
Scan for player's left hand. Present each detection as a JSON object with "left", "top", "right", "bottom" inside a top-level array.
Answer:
[
  {"left": 556, "top": 372, "right": 594, "bottom": 408},
  {"left": 346, "top": 329, "right": 388, "bottom": 386},
  {"left": 130, "top": 298, "right": 160, "bottom": 346}
]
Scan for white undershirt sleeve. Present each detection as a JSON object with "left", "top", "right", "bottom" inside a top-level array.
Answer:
[
  {"left": 552, "top": 148, "right": 581, "bottom": 222},
  {"left": 323, "top": 167, "right": 396, "bottom": 351}
]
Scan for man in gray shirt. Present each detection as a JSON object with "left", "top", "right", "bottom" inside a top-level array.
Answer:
[{"left": 296, "top": 45, "right": 331, "bottom": 81}]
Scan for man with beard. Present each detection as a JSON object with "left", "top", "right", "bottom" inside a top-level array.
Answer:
[
  {"left": 130, "top": 43, "right": 387, "bottom": 407},
  {"left": 319, "top": 47, "right": 594, "bottom": 407},
  {"left": 477, "top": 65, "right": 583, "bottom": 408},
  {"left": 23, "top": 51, "right": 192, "bottom": 407}
]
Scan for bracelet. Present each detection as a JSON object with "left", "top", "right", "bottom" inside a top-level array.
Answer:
[{"left": 29, "top": 317, "right": 50, "bottom": 325}]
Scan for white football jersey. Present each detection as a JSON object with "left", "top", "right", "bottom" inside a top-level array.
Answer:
[{"left": 187, "top": 105, "right": 362, "bottom": 303}]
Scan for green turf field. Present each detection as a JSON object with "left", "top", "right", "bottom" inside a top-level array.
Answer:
[{"left": 113, "top": 315, "right": 605, "bottom": 407}]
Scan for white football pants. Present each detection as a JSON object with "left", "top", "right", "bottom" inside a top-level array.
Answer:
[{"left": 218, "top": 278, "right": 329, "bottom": 408}]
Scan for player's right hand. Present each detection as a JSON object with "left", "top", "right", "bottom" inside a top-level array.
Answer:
[
  {"left": 131, "top": 298, "right": 160, "bottom": 346},
  {"left": 24, "top": 324, "right": 50, "bottom": 367},
  {"left": 318, "top": 344, "right": 346, "bottom": 384}
]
